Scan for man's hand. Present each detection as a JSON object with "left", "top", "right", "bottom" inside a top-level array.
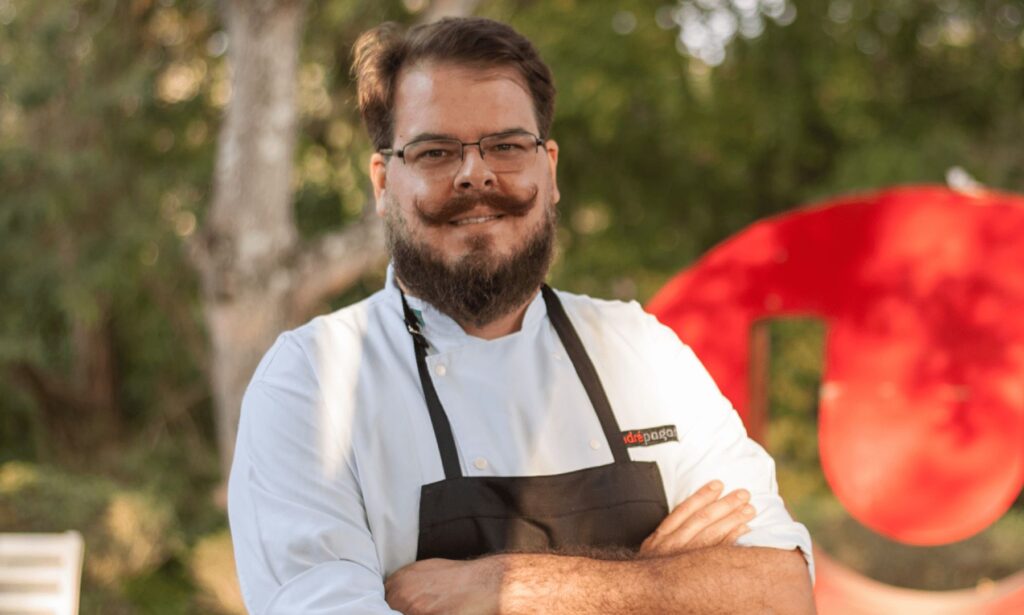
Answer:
[
  {"left": 639, "top": 479, "right": 754, "bottom": 557},
  {"left": 385, "top": 557, "right": 503, "bottom": 615}
]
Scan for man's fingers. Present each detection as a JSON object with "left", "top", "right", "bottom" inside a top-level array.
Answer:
[
  {"left": 724, "top": 521, "right": 751, "bottom": 545},
  {"left": 641, "top": 482, "right": 727, "bottom": 555},
  {"left": 690, "top": 502, "right": 756, "bottom": 548},
  {"left": 659, "top": 489, "right": 749, "bottom": 552},
  {"left": 672, "top": 487, "right": 750, "bottom": 541},
  {"left": 651, "top": 480, "right": 725, "bottom": 538},
  {"left": 642, "top": 484, "right": 752, "bottom": 556}
]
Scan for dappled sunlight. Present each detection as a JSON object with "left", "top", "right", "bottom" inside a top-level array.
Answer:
[
  {"left": 191, "top": 530, "right": 246, "bottom": 614},
  {"left": 313, "top": 322, "right": 366, "bottom": 483},
  {"left": 156, "top": 60, "right": 207, "bottom": 104},
  {"left": 664, "top": 0, "right": 796, "bottom": 65}
]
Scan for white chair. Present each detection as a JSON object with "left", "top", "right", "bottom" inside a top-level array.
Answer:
[{"left": 0, "top": 531, "right": 84, "bottom": 615}]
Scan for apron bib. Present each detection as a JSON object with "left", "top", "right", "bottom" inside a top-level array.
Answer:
[{"left": 401, "top": 285, "right": 669, "bottom": 561}]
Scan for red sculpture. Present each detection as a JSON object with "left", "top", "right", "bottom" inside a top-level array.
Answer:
[{"left": 647, "top": 185, "right": 1024, "bottom": 612}]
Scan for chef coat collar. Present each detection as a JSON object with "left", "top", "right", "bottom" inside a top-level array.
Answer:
[{"left": 385, "top": 263, "right": 548, "bottom": 349}]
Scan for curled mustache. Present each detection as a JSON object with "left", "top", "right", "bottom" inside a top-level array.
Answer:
[{"left": 414, "top": 187, "right": 539, "bottom": 226}]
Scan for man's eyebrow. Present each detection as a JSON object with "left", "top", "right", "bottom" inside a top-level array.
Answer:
[
  {"left": 405, "top": 132, "right": 457, "bottom": 144},
  {"left": 490, "top": 127, "right": 533, "bottom": 137},
  {"left": 403, "top": 127, "right": 534, "bottom": 145}
]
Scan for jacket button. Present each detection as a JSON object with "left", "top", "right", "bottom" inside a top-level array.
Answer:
[
  {"left": 434, "top": 364, "right": 447, "bottom": 377},
  {"left": 590, "top": 439, "right": 601, "bottom": 450},
  {"left": 473, "top": 457, "right": 488, "bottom": 470}
]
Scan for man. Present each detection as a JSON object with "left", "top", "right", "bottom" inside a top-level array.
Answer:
[{"left": 229, "top": 17, "right": 815, "bottom": 615}]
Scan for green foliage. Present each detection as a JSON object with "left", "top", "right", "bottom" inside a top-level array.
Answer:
[
  {"left": 766, "top": 318, "right": 829, "bottom": 504},
  {"left": 0, "top": 0, "right": 219, "bottom": 462}
]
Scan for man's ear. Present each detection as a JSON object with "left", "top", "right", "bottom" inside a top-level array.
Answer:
[
  {"left": 370, "top": 152, "right": 388, "bottom": 216},
  {"left": 544, "top": 139, "right": 560, "bottom": 205}
]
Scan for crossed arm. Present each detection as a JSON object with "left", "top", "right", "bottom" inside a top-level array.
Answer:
[{"left": 385, "top": 482, "right": 816, "bottom": 615}]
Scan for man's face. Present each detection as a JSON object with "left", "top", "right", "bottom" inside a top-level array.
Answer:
[{"left": 370, "top": 61, "right": 561, "bottom": 326}]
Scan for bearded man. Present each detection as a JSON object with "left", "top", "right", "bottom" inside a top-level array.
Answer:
[{"left": 228, "top": 17, "right": 815, "bottom": 615}]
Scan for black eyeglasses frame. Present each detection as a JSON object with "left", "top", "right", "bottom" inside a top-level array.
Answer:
[{"left": 378, "top": 130, "right": 545, "bottom": 164}]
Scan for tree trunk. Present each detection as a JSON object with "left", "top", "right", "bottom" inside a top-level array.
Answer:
[{"left": 202, "top": 0, "right": 307, "bottom": 477}]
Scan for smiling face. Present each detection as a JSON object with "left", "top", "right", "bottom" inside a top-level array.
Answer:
[
  {"left": 370, "top": 61, "right": 561, "bottom": 326},
  {"left": 372, "top": 61, "right": 560, "bottom": 264}
]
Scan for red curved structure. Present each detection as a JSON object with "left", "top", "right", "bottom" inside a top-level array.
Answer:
[{"left": 646, "top": 185, "right": 1024, "bottom": 612}]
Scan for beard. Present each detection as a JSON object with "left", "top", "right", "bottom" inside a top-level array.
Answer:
[{"left": 385, "top": 189, "right": 557, "bottom": 329}]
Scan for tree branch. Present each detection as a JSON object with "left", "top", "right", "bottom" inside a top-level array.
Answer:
[
  {"left": 289, "top": 215, "right": 387, "bottom": 322},
  {"left": 7, "top": 361, "right": 80, "bottom": 415}
]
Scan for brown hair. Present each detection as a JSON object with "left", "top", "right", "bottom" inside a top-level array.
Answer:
[{"left": 351, "top": 17, "right": 556, "bottom": 150}]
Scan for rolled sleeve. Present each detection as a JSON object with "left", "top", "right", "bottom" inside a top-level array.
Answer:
[
  {"left": 668, "top": 344, "right": 815, "bottom": 583},
  {"left": 228, "top": 335, "right": 401, "bottom": 614}
]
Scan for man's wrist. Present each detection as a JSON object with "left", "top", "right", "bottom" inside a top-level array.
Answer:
[
  {"left": 494, "top": 552, "right": 636, "bottom": 615},
  {"left": 496, "top": 553, "right": 565, "bottom": 614}
]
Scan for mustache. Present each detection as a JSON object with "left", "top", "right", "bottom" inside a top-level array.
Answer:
[{"left": 414, "top": 187, "right": 539, "bottom": 226}]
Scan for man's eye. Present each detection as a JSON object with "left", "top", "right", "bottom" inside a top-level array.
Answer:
[
  {"left": 411, "top": 147, "right": 456, "bottom": 163},
  {"left": 422, "top": 149, "right": 453, "bottom": 158},
  {"left": 490, "top": 142, "right": 525, "bottom": 153}
]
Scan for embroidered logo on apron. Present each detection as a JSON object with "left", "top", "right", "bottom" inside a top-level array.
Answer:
[{"left": 621, "top": 425, "right": 679, "bottom": 448}]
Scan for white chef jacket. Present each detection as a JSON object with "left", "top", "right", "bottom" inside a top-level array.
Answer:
[{"left": 228, "top": 267, "right": 814, "bottom": 614}]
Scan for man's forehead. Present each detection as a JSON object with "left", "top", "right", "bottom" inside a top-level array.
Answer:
[
  {"left": 397, "top": 60, "right": 531, "bottom": 95},
  {"left": 392, "top": 60, "right": 537, "bottom": 139}
]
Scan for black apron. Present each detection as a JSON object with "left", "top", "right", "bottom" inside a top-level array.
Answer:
[{"left": 400, "top": 285, "right": 669, "bottom": 561}]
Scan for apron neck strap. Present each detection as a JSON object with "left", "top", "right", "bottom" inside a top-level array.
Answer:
[
  {"left": 399, "top": 289, "right": 464, "bottom": 479},
  {"left": 540, "top": 285, "right": 630, "bottom": 464}
]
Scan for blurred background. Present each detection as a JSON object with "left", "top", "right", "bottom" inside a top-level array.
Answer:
[{"left": 1, "top": 0, "right": 1022, "bottom": 612}]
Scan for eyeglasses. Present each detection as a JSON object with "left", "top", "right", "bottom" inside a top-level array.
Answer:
[{"left": 380, "top": 131, "right": 545, "bottom": 177}]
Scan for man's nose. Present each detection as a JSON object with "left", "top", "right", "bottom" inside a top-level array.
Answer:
[{"left": 452, "top": 145, "right": 496, "bottom": 190}]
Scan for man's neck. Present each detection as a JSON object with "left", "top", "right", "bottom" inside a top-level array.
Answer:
[{"left": 396, "top": 278, "right": 539, "bottom": 341}]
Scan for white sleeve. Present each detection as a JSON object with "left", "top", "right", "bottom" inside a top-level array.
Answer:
[
  {"left": 667, "top": 342, "right": 815, "bottom": 583},
  {"left": 228, "top": 335, "right": 401, "bottom": 614}
]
